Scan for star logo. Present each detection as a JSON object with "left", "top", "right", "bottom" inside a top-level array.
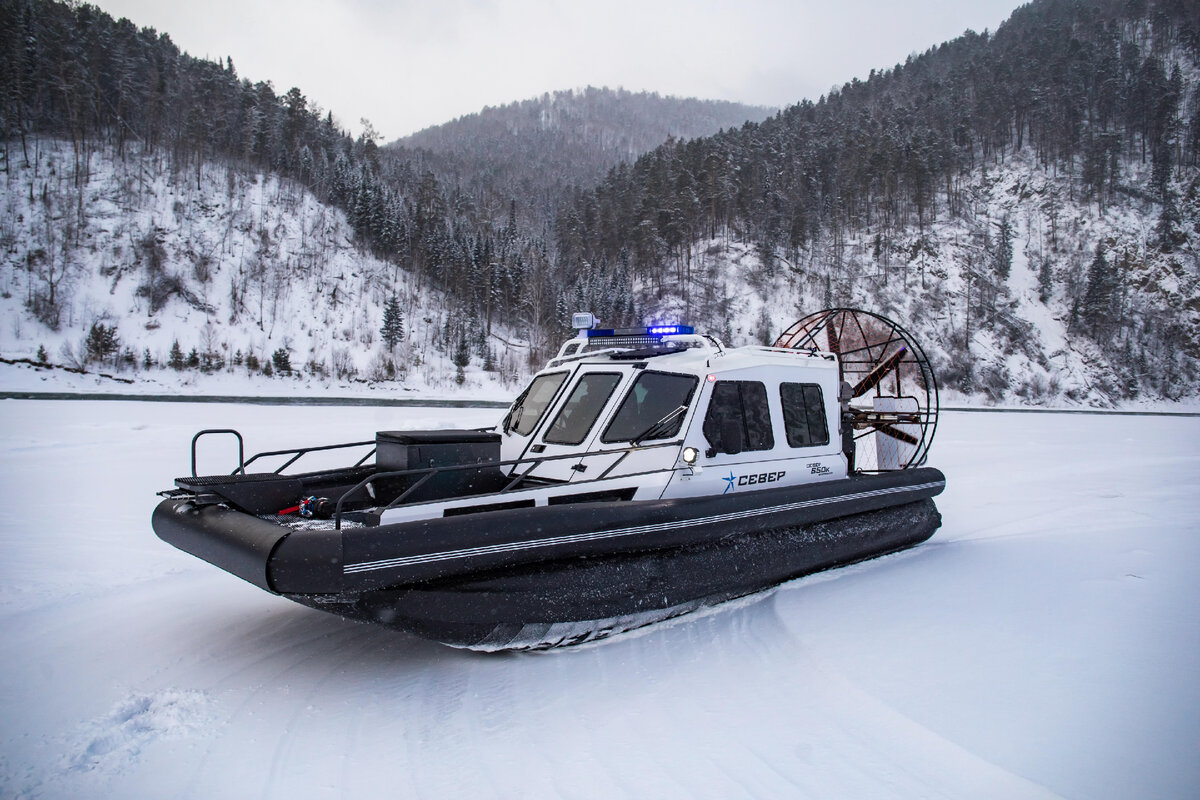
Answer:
[{"left": 722, "top": 471, "right": 737, "bottom": 494}]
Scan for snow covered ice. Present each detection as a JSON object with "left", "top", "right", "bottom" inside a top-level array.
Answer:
[{"left": 0, "top": 400, "right": 1197, "bottom": 799}]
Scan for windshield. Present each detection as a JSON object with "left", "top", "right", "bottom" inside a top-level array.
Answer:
[
  {"left": 506, "top": 371, "right": 568, "bottom": 436},
  {"left": 544, "top": 372, "right": 623, "bottom": 445},
  {"left": 601, "top": 371, "right": 698, "bottom": 443}
]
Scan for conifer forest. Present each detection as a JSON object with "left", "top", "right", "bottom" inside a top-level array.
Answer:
[{"left": 1, "top": 0, "right": 1198, "bottom": 402}]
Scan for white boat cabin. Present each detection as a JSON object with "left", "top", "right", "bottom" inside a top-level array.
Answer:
[{"left": 376, "top": 321, "right": 850, "bottom": 525}]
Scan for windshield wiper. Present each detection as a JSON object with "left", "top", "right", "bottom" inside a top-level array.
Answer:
[
  {"left": 501, "top": 384, "right": 533, "bottom": 434},
  {"left": 631, "top": 404, "right": 688, "bottom": 446}
]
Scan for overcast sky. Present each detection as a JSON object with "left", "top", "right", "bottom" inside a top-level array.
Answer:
[{"left": 92, "top": 0, "right": 1022, "bottom": 141}]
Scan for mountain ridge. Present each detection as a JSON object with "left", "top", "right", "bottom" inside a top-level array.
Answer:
[{"left": 390, "top": 86, "right": 774, "bottom": 225}]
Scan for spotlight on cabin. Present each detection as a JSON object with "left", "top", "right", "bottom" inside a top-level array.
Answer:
[{"left": 572, "top": 312, "right": 598, "bottom": 332}]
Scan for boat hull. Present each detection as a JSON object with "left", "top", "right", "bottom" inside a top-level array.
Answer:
[
  {"left": 288, "top": 498, "right": 941, "bottom": 650},
  {"left": 152, "top": 468, "right": 945, "bottom": 650}
]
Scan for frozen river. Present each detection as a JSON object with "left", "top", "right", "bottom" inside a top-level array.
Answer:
[{"left": 1, "top": 400, "right": 1197, "bottom": 799}]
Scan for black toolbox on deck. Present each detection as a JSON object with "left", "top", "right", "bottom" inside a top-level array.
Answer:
[{"left": 374, "top": 430, "right": 505, "bottom": 503}]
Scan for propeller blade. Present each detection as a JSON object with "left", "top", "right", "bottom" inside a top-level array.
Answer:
[
  {"left": 870, "top": 422, "right": 918, "bottom": 446},
  {"left": 826, "top": 320, "right": 841, "bottom": 356},
  {"left": 852, "top": 345, "right": 907, "bottom": 398}
]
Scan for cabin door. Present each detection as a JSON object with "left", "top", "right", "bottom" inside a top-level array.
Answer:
[
  {"left": 568, "top": 370, "right": 702, "bottom": 484},
  {"left": 692, "top": 378, "right": 790, "bottom": 488},
  {"left": 521, "top": 370, "right": 630, "bottom": 483}
]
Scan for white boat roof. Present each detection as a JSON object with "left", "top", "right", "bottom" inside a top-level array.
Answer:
[{"left": 548, "top": 335, "right": 839, "bottom": 377}]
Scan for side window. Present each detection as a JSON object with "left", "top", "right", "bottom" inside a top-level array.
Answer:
[
  {"left": 600, "top": 372, "right": 699, "bottom": 443},
  {"left": 780, "top": 383, "right": 830, "bottom": 448},
  {"left": 702, "top": 381, "right": 775, "bottom": 453},
  {"left": 543, "top": 372, "right": 622, "bottom": 445},
  {"left": 507, "top": 371, "right": 569, "bottom": 436}
]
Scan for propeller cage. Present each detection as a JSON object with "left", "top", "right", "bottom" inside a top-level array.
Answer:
[{"left": 774, "top": 309, "right": 939, "bottom": 473}]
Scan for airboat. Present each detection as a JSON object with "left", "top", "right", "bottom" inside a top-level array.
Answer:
[{"left": 152, "top": 308, "right": 945, "bottom": 650}]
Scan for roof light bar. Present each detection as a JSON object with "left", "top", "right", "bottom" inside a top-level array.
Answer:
[{"left": 585, "top": 325, "right": 695, "bottom": 338}]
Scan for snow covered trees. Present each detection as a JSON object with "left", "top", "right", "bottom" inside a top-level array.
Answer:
[{"left": 4, "top": 0, "right": 1198, "bottom": 400}]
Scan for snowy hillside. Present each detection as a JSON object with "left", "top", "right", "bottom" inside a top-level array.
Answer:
[
  {"left": 633, "top": 149, "right": 1200, "bottom": 408},
  {"left": 1, "top": 401, "right": 1196, "bottom": 799},
  {"left": 3, "top": 138, "right": 1198, "bottom": 411},
  {"left": 0, "top": 140, "right": 530, "bottom": 397},
  {"left": 551, "top": 0, "right": 1200, "bottom": 408}
]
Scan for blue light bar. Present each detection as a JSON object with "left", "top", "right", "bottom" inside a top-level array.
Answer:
[{"left": 584, "top": 325, "right": 694, "bottom": 338}]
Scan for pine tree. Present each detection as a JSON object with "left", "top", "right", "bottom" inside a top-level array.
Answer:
[
  {"left": 555, "top": 293, "right": 569, "bottom": 329},
  {"left": 453, "top": 332, "right": 470, "bottom": 385},
  {"left": 85, "top": 322, "right": 120, "bottom": 364},
  {"left": 169, "top": 340, "right": 185, "bottom": 370},
  {"left": 453, "top": 333, "right": 470, "bottom": 370},
  {"left": 476, "top": 326, "right": 488, "bottom": 359},
  {"left": 272, "top": 347, "right": 292, "bottom": 375},
  {"left": 993, "top": 218, "right": 1013, "bottom": 280},
  {"left": 380, "top": 295, "right": 405, "bottom": 350},
  {"left": 1156, "top": 190, "right": 1185, "bottom": 252},
  {"left": 1082, "top": 245, "right": 1117, "bottom": 337},
  {"left": 755, "top": 307, "right": 772, "bottom": 346},
  {"left": 1037, "top": 257, "right": 1053, "bottom": 304}
]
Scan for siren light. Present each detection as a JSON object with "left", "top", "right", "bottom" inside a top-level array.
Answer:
[{"left": 584, "top": 324, "right": 695, "bottom": 338}]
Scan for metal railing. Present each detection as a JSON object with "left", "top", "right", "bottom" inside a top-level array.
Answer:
[
  {"left": 188, "top": 427, "right": 686, "bottom": 530},
  {"left": 331, "top": 438, "right": 685, "bottom": 529},
  {"left": 191, "top": 429, "right": 244, "bottom": 477},
  {"left": 190, "top": 428, "right": 375, "bottom": 478}
]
